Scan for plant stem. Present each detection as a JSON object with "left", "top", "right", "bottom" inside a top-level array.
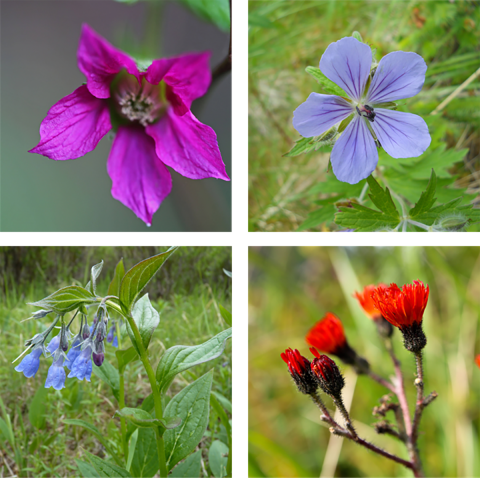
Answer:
[
  {"left": 119, "top": 373, "right": 128, "bottom": 460},
  {"left": 309, "top": 392, "right": 342, "bottom": 429},
  {"left": 409, "top": 352, "right": 425, "bottom": 477},
  {"left": 332, "top": 397, "right": 357, "bottom": 439},
  {"left": 367, "top": 370, "right": 396, "bottom": 393},
  {"left": 107, "top": 300, "right": 168, "bottom": 477}
]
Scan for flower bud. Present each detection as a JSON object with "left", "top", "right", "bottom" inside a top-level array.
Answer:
[
  {"left": 92, "top": 341, "right": 105, "bottom": 367},
  {"left": 280, "top": 348, "right": 318, "bottom": 395},
  {"left": 82, "top": 321, "right": 91, "bottom": 340},
  {"left": 310, "top": 350, "right": 345, "bottom": 398},
  {"left": 60, "top": 323, "right": 69, "bottom": 352}
]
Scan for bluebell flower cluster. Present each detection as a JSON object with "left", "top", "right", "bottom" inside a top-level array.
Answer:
[{"left": 14, "top": 306, "right": 120, "bottom": 389}]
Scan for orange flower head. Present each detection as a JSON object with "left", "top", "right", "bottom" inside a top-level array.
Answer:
[
  {"left": 476, "top": 354, "right": 480, "bottom": 370},
  {"left": 372, "top": 280, "right": 429, "bottom": 352},
  {"left": 306, "top": 313, "right": 347, "bottom": 355},
  {"left": 354, "top": 284, "right": 387, "bottom": 320},
  {"left": 371, "top": 280, "right": 429, "bottom": 328},
  {"left": 306, "top": 313, "right": 370, "bottom": 373}
]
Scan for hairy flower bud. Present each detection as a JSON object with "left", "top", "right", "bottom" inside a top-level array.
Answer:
[
  {"left": 281, "top": 348, "right": 318, "bottom": 395},
  {"left": 310, "top": 349, "right": 345, "bottom": 398}
]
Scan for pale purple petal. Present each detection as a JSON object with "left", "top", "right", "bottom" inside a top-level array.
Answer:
[
  {"left": 292, "top": 93, "right": 353, "bottom": 138},
  {"left": 370, "top": 109, "right": 431, "bottom": 158},
  {"left": 45, "top": 357, "right": 66, "bottom": 390},
  {"left": 145, "top": 109, "right": 229, "bottom": 181},
  {"left": 15, "top": 349, "right": 43, "bottom": 378},
  {"left": 77, "top": 24, "right": 140, "bottom": 99},
  {"left": 46, "top": 335, "right": 61, "bottom": 354},
  {"left": 367, "top": 52, "right": 427, "bottom": 104},
  {"left": 29, "top": 85, "right": 111, "bottom": 160},
  {"left": 331, "top": 115, "right": 378, "bottom": 184},
  {"left": 68, "top": 345, "right": 92, "bottom": 381},
  {"left": 107, "top": 125, "right": 172, "bottom": 226},
  {"left": 146, "top": 52, "right": 211, "bottom": 116},
  {"left": 320, "top": 37, "right": 372, "bottom": 102}
]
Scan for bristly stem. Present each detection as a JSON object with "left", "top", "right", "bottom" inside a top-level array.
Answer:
[{"left": 332, "top": 397, "right": 358, "bottom": 439}]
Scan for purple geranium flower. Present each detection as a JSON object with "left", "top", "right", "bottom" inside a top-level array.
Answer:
[
  {"left": 293, "top": 37, "right": 431, "bottom": 184},
  {"left": 29, "top": 24, "right": 230, "bottom": 225}
]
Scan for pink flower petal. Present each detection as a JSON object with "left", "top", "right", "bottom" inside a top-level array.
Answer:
[
  {"left": 107, "top": 125, "right": 172, "bottom": 226},
  {"left": 146, "top": 52, "right": 211, "bottom": 115},
  {"left": 77, "top": 24, "right": 140, "bottom": 99},
  {"left": 29, "top": 85, "right": 111, "bottom": 160},
  {"left": 145, "top": 109, "right": 229, "bottom": 181}
]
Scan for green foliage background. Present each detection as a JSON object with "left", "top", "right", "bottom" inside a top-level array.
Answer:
[{"left": 249, "top": 0, "right": 480, "bottom": 231}]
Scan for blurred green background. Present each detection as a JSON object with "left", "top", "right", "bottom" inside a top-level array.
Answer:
[
  {"left": 248, "top": 0, "right": 480, "bottom": 231},
  {"left": 249, "top": 246, "right": 480, "bottom": 477}
]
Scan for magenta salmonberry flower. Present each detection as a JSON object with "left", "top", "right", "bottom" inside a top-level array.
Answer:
[
  {"left": 280, "top": 348, "right": 318, "bottom": 395},
  {"left": 372, "top": 280, "right": 429, "bottom": 352},
  {"left": 29, "top": 24, "right": 229, "bottom": 225},
  {"left": 293, "top": 37, "right": 431, "bottom": 184}
]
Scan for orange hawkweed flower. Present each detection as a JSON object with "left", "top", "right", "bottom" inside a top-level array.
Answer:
[
  {"left": 354, "top": 284, "right": 393, "bottom": 337},
  {"left": 475, "top": 354, "right": 480, "bottom": 370},
  {"left": 306, "top": 313, "right": 369, "bottom": 373},
  {"left": 372, "top": 280, "right": 429, "bottom": 352}
]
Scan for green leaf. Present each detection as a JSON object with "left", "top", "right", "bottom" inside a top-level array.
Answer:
[
  {"left": 179, "top": 0, "right": 230, "bottom": 32},
  {"left": 211, "top": 391, "right": 232, "bottom": 414},
  {"left": 75, "top": 459, "right": 101, "bottom": 478},
  {"left": 209, "top": 440, "right": 229, "bottom": 478},
  {"left": 334, "top": 175, "right": 401, "bottom": 231},
  {"left": 126, "top": 294, "right": 160, "bottom": 355},
  {"left": 218, "top": 304, "right": 232, "bottom": 326},
  {"left": 169, "top": 450, "right": 202, "bottom": 478},
  {"left": 115, "top": 408, "right": 181, "bottom": 430},
  {"left": 305, "top": 66, "right": 349, "bottom": 97},
  {"left": 119, "top": 247, "right": 177, "bottom": 314},
  {"left": 156, "top": 328, "right": 232, "bottom": 393},
  {"left": 164, "top": 370, "right": 214, "bottom": 471},
  {"left": 409, "top": 170, "right": 437, "bottom": 219},
  {"left": 29, "top": 286, "right": 96, "bottom": 314},
  {"left": 0, "top": 417, "right": 12, "bottom": 446},
  {"left": 297, "top": 205, "right": 336, "bottom": 231},
  {"left": 63, "top": 419, "right": 103, "bottom": 442},
  {"left": 223, "top": 269, "right": 232, "bottom": 278},
  {"left": 129, "top": 428, "right": 158, "bottom": 478},
  {"left": 283, "top": 133, "right": 335, "bottom": 157},
  {"left": 108, "top": 258, "right": 125, "bottom": 297},
  {"left": 85, "top": 451, "right": 132, "bottom": 478},
  {"left": 126, "top": 429, "right": 138, "bottom": 472},
  {"left": 28, "top": 384, "right": 47, "bottom": 429},
  {"left": 116, "top": 346, "right": 138, "bottom": 374}
]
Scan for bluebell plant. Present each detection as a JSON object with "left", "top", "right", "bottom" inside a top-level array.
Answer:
[{"left": 11, "top": 248, "right": 233, "bottom": 477}]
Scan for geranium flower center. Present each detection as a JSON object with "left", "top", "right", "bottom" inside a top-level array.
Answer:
[
  {"left": 356, "top": 104, "right": 376, "bottom": 122},
  {"left": 112, "top": 73, "right": 166, "bottom": 127}
]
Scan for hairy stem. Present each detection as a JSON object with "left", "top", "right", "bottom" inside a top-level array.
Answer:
[
  {"left": 309, "top": 392, "right": 342, "bottom": 429},
  {"left": 332, "top": 397, "right": 357, "bottom": 439},
  {"left": 409, "top": 352, "right": 425, "bottom": 477}
]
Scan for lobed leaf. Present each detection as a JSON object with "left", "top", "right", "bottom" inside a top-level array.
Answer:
[
  {"left": 29, "top": 286, "right": 96, "bottom": 314},
  {"left": 305, "top": 66, "right": 349, "bottom": 97},
  {"left": 409, "top": 170, "right": 437, "bottom": 219}
]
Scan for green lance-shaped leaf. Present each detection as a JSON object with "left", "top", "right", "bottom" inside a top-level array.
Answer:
[
  {"left": 156, "top": 328, "right": 232, "bottom": 394},
  {"left": 85, "top": 451, "right": 132, "bottom": 478},
  {"left": 218, "top": 303, "right": 232, "bottom": 326},
  {"left": 169, "top": 450, "right": 202, "bottom": 478},
  {"left": 305, "top": 66, "right": 349, "bottom": 97},
  {"left": 408, "top": 169, "right": 437, "bottom": 219},
  {"left": 164, "top": 370, "right": 214, "bottom": 471},
  {"left": 29, "top": 286, "right": 96, "bottom": 314},
  {"left": 119, "top": 247, "right": 178, "bottom": 314},
  {"left": 28, "top": 385, "right": 48, "bottom": 430},
  {"left": 75, "top": 459, "right": 100, "bottom": 478},
  {"left": 115, "top": 407, "right": 181, "bottom": 430},
  {"left": 126, "top": 294, "right": 160, "bottom": 355},
  {"left": 129, "top": 428, "right": 158, "bottom": 478},
  {"left": 209, "top": 440, "right": 229, "bottom": 478},
  {"left": 108, "top": 258, "right": 125, "bottom": 297},
  {"left": 116, "top": 346, "right": 138, "bottom": 374},
  {"left": 179, "top": 0, "right": 230, "bottom": 32}
]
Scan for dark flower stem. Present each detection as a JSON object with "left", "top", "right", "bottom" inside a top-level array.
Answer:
[
  {"left": 309, "top": 392, "right": 341, "bottom": 429},
  {"left": 367, "top": 370, "right": 396, "bottom": 393},
  {"left": 332, "top": 397, "right": 357, "bottom": 438}
]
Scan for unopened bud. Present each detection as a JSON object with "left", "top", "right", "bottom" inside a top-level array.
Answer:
[
  {"left": 60, "top": 323, "right": 69, "bottom": 352},
  {"left": 310, "top": 353, "right": 345, "bottom": 398},
  {"left": 280, "top": 348, "right": 318, "bottom": 395},
  {"left": 92, "top": 352, "right": 104, "bottom": 367}
]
